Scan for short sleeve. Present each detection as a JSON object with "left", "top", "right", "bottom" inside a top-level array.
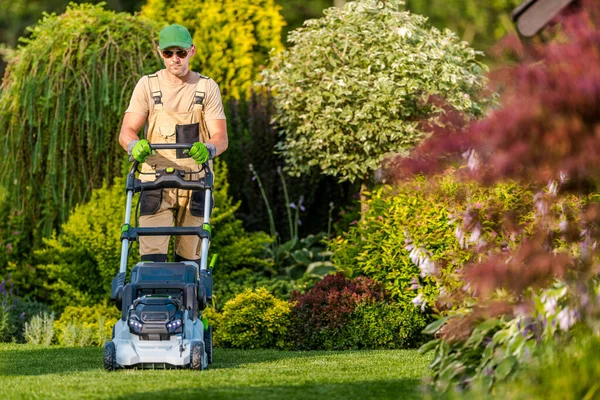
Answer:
[
  {"left": 203, "top": 79, "right": 226, "bottom": 120},
  {"left": 125, "top": 76, "right": 150, "bottom": 117}
]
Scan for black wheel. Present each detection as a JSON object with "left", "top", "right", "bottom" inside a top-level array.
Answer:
[
  {"left": 204, "top": 326, "right": 213, "bottom": 365},
  {"left": 190, "top": 341, "right": 205, "bottom": 370},
  {"left": 103, "top": 341, "right": 117, "bottom": 371},
  {"left": 197, "top": 284, "right": 207, "bottom": 311}
]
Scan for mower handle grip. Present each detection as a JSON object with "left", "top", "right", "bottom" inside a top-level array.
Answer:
[{"left": 129, "top": 143, "right": 210, "bottom": 175}]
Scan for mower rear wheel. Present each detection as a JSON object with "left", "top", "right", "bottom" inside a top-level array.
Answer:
[
  {"left": 103, "top": 341, "right": 117, "bottom": 371},
  {"left": 190, "top": 341, "right": 205, "bottom": 370},
  {"left": 204, "top": 326, "right": 213, "bottom": 364}
]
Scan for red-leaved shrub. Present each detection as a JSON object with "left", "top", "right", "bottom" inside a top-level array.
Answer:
[{"left": 288, "top": 273, "right": 427, "bottom": 350}]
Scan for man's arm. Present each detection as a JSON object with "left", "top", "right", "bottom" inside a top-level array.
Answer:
[
  {"left": 205, "top": 119, "right": 228, "bottom": 157},
  {"left": 119, "top": 112, "right": 147, "bottom": 152}
]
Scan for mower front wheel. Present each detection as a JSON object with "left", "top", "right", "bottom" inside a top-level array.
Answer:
[
  {"left": 103, "top": 341, "right": 117, "bottom": 371},
  {"left": 190, "top": 341, "right": 205, "bottom": 370}
]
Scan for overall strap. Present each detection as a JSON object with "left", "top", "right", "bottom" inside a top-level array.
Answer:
[
  {"left": 193, "top": 74, "right": 209, "bottom": 111},
  {"left": 148, "top": 74, "right": 163, "bottom": 111}
]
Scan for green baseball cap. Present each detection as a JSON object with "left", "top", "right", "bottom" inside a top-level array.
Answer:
[{"left": 159, "top": 24, "right": 193, "bottom": 50}]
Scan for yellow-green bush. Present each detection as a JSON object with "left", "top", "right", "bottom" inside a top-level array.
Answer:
[
  {"left": 329, "top": 169, "right": 536, "bottom": 309},
  {"left": 218, "top": 288, "right": 291, "bottom": 349},
  {"left": 141, "top": 0, "right": 285, "bottom": 101},
  {"left": 54, "top": 303, "right": 120, "bottom": 347}
]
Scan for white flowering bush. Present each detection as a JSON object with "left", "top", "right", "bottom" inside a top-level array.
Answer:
[{"left": 261, "top": 0, "right": 491, "bottom": 183}]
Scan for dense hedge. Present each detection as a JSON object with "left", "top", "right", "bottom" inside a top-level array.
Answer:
[{"left": 217, "top": 288, "right": 291, "bottom": 349}]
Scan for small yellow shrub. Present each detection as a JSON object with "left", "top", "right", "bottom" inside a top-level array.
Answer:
[{"left": 54, "top": 303, "right": 120, "bottom": 346}]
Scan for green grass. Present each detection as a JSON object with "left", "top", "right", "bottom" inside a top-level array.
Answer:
[{"left": 0, "top": 344, "right": 431, "bottom": 399}]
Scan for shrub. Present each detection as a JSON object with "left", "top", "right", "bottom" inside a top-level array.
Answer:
[
  {"left": 0, "top": 3, "right": 162, "bottom": 245},
  {"left": 35, "top": 177, "right": 138, "bottom": 310},
  {"left": 348, "top": 302, "right": 428, "bottom": 349},
  {"left": 24, "top": 312, "right": 55, "bottom": 346},
  {"left": 218, "top": 288, "right": 291, "bottom": 349},
  {"left": 288, "top": 272, "right": 424, "bottom": 350},
  {"left": 0, "top": 278, "right": 49, "bottom": 343},
  {"left": 141, "top": 0, "right": 284, "bottom": 102},
  {"left": 261, "top": 0, "right": 491, "bottom": 184},
  {"left": 329, "top": 170, "right": 535, "bottom": 310},
  {"left": 54, "top": 303, "right": 120, "bottom": 347}
]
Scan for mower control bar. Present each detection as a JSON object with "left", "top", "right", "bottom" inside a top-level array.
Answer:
[{"left": 121, "top": 226, "right": 211, "bottom": 242}]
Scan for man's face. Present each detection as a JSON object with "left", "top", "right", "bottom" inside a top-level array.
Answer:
[{"left": 159, "top": 45, "right": 195, "bottom": 77}]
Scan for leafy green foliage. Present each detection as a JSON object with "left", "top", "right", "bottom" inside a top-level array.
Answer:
[
  {"left": 53, "top": 303, "right": 119, "bottom": 346},
  {"left": 403, "top": 0, "right": 522, "bottom": 53},
  {"left": 141, "top": 0, "right": 285, "bottom": 101},
  {"left": 289, "top": 273, "right": 427, "bottom": 350},
  {"left": 345, "top": 301, "right": 429, "bottom": 349},
  {"left": 420, "top": 280, "right": 594, "bottom": 394},
  {"left": 35, "top": 177, "right": 137, "bottom": 311},
  {"left": 329, "top": 170, "right": 534, "bottom": 309},
  {"left": 261, "top": 0, "right": 491, "bottom": 183},
  {"left": 0, "top": 4, "right": 162, "bottom": 246},
  {"left": 218, "top": 288, "right": 291, "bottom": 349},
  {"left": 484, "top": 332, "right": 600, "bottom": 400}
]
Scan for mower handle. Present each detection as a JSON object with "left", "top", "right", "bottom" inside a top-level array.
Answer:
[{"left": 129, "top": 143, "right": 210, "bottom": 175}]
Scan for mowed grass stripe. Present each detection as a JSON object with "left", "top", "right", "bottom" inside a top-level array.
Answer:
[{"left": 0, "top": 344, "right": 430, "bottom": 400}]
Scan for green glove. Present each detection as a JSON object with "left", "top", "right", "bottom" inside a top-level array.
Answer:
[
  {"left": 130, "top": 139, "right": 152, "bottom": 163},
  {"left": 186, "top": 142, "right": 210, "bottom": 164}
]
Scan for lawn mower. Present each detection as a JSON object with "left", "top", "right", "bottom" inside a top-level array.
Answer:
[{"left": 104, "top": 143, "right": 214, "bottom": 370}]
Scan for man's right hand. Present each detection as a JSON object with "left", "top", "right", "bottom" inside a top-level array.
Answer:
[{"left": 129, "top": 139, "right": 152, "bottom": 163}]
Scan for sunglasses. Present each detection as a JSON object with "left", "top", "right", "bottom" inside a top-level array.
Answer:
[{"left": 161, "top": 49, "right": 189, "bottom": 59}]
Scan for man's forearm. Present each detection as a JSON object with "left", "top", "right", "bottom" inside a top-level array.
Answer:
[
  {"left": 207, "top": 134, "right": 228, "bottom": 157},
  {"left": 119, "top": 127, "right": 141, "bottom": 152}
]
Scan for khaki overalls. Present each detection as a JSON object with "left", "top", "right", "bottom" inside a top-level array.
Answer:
[{"left": 139, "top": 73, "right": 212, "bottom": 262}]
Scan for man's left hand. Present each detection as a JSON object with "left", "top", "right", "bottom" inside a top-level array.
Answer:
[{"left": 187, "top": 142, "right": 210, "bottom": 164}]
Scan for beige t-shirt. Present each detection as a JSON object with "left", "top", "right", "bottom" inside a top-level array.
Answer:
[{"left": 125, "top": 69, "right": 226, "bottom": 120}]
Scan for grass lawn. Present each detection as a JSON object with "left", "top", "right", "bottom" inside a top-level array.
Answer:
[{"left": 0, "top": 344, "right": 431, "bottom": 399}]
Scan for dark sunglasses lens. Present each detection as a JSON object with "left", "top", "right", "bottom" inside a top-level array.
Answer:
[{"left": 162, "top": 49, "right": 188, "bottom": 58}]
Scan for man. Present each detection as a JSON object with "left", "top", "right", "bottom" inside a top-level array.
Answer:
[{"left": 119, "top": 24, "right": 228, "bottom": 263}]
